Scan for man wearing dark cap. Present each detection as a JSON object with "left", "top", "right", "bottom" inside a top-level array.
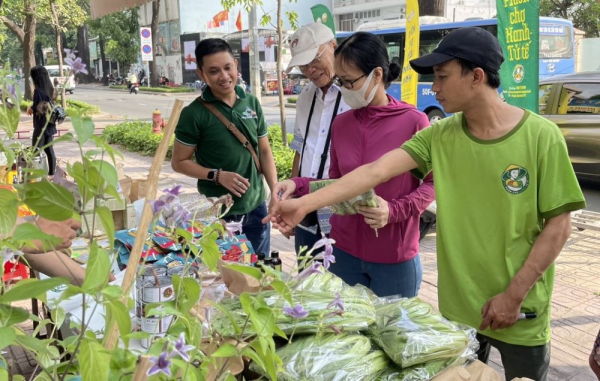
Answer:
[{"left": 265, "top": 27, "right": 586, "bottom": 381}]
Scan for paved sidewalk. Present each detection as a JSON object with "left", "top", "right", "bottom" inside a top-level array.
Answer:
[{"left": 5, "top": 135, "right": 599, "bottom": 380}]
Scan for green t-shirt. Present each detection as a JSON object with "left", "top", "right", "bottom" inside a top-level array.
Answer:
[
  {"left": 175, "top": 85, "right": 268, "bottom": 216},
  {"left": 402, "top": 110, "right": 586, "bottom": 346}
]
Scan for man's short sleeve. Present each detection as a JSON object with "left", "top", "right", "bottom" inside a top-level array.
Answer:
[
  {"left": 401, "top": 126, "right": 434, "bottom": 179},
  {"left": 538, "top": 139, "right": 586, "bottom": 219},
  {"left": 175, "top": 105, "right": 200, "bottom": 146},
  {"left": 255, "top": 100, "right": 268, "bottom": 138}
]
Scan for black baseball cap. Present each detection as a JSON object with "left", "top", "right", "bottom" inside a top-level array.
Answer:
[{"left": 410, "top": 27, "right": 504, "bottom": 75}]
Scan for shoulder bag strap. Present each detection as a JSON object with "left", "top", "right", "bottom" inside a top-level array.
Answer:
[
  {"left": 317, "top": 91, "right": 342, "bottom": 179},
  {"left": 298, "top": 91, "right": 318, "bottom": 177},
  {"left": 198, "top": 97, "right": 262, "bottom": 174}
]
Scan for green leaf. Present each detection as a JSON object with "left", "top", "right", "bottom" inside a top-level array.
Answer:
[
  {"left": 176, "top": 228, "right": 193, "bottom": 242},
  {"left": 11, "top": 223, "right": 62, "bottom": 252},
  {"left": 24, "top": 182, "right": 75, "bottom": 221},
  {"left": 104, "top": 299, "right": 131, "bottom": 347},
  {"left": 91, "top": 160, "right": 118, "bottom": 191},
  {"left": 173, "top": 275, "right": 201, "bottom": 314},
  {"left": 0, "top": 277, "right": 69, "bottom": 304},
  {"left": 200, "top": 235, "right": 220, "bottom": 272},
  {"left": 270, "top": 279, "right": 293, "bottom": 305},
  {"left": 50, "top": 307, "right": 66, "bottom": 330},
  {"left": 81, "top": 241, "right": 111, "bottom": 292},
  {"left": 101, "top": 285, "right": 125, "bottom": 300},
  {"left": 72, "top": 114, "right": 95, "bottom": 146},
  {"left": 0, "top": 327, "right": 16, "bottom": 350},
  {"left": 47, "top": 132, "right": 76, "bottom": 146},
  {"left": 211, "top": 343, "right": 238, "bottom": 358},
  {"left": 241, "top": 346, "right": 266, "bottom": 374},
  {"left": 38, "top": 345, "right": 60, "bottom": 369},
  {"left": 95, "top": 206, "right": 115, "bottom": 250},
  {"left": 79, "top": 339, "right": 110, "bottom": 381},
  {"left": 225, "top": 263, "right": 263, "bottom": 280},
  {"left": 208, "top": 301, "right": 242, "bottom": 335},
  {"left": 0, "top": 189, "right": 19, "bottom": 235},
  {"left": 109, "top": 348, "right": 137, "bottom": 374},
  {"left": 103, "top": 184, "right": 121, "bottom": 201},
  {"left": 14, "top": 334, "right": 48, "bottom": 353}
]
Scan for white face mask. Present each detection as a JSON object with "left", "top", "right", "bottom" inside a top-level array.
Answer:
[{"left": 340, "top": 70, "right": 379, "bottom": 109}]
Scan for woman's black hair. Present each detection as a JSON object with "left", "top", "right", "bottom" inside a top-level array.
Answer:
[
  {"left": 335, "top": 32, "right": 401, "bottom": 88},
  {"left": 30, "top": 65, "right": 54, "bottom": 98}
]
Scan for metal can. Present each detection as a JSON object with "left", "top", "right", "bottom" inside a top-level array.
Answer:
[
  {"left": 137, "top": 264, "right": 168, "bottom": 281},
  {"left": 166, "top": 265, "right": 199, "bottom": 279},
  {"left": 140, "top": 314, "right": 173, "bottom": 334},
  {"left": 141, "top": 333, "right": 166, "bottom": 349},
  {"left": 141, "top": 276, "right": 175, "bottom": 303}
]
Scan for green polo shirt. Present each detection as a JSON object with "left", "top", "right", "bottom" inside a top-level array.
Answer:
[{"left": 175, "top": 85, "right": 267, "bottom": 216}]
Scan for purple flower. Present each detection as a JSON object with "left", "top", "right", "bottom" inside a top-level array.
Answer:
[
  {"left": 147, "top": 352, "right": 172, "bottom": 377},
  {"left": 225, "top": 217, "right": 244, "bottom": 239},
  {"left": 168, "top": 204, "right": 191, "bottom": 226},
  {"left": 327, "top": 293, "right": 344, "bottom": 312},
  {"left": 314, "top": 246, "right": 335, "bottom": 270},
  {"left": 64, "top": 48, "right": 77, "bottom": 60},
  {"left": 161, "top": 185, "right": 182, "bottom": 204},
  {"left": 65, "top": 57, "right": 88, "bottom": 75},
  {"left": 295, "top": 262, "right": 323, "bottom": 280},
  {"left": 312, "top": 234, "right": 335, "bottom": 259},
  {"left": 150, "top": 199, "right": 167, "bottom": 215},
  {"left": 283, "top": 304, "right": 309, "bottom": 319},
  {"left": 171, "top": 333, "right": 195, "bottom": 361}
]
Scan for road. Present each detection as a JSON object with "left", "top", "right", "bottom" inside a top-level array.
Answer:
[
  {"left": 71, "top": 84, "right": 600, "bottom": 213},
  {"left": 70, "top": 84, "right": 297, "bottom": 133}
]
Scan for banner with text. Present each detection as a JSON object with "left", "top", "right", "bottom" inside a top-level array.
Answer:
[
  {"left": 496, "top": 0, "right": 539, "bottom": 111},
  {"left": 401, "top": 0, "right": 420, "bottom": 106}
]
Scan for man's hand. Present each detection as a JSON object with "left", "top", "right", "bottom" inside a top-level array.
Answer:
[
  {"left": 358, "top": 196, "right": 390, "bottom": 230},
  {"left": 219, "top": 171, "right": 250, "bottom": 198},
  {"left": 262, "top": 198, "right": 306, "bottom": 235},
  {"left": 22, "top": 218, "right": 81, "bottom": 254},
  {"left": 479, "top": 291, "right": 523, "bottom": 331}
]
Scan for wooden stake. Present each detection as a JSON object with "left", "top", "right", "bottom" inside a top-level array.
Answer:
[
  {"left": 103, "top": 99, "right": 184, "bottom": 350},
  {"left": 132, "top": 355, "right": 153, "bottom": 381}
]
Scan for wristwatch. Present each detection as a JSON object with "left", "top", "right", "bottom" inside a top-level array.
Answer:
[{"left": 207, "top": 169, "right": 218, "bottom": 182}]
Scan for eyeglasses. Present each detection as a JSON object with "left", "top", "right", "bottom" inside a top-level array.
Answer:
[
  {"left": 299, "top": 46, "right": 330, "bottom": 71},
  {"left": 333, "top": 74, "right": 366, "bottom": 89}
]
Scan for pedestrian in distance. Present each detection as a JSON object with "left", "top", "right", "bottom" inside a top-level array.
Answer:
[
  {"left": 275, "top": 30, "right": 434, "bottom": 297},
  {"left": 265, "top": 27, "right": 586, "bottom": 381}
]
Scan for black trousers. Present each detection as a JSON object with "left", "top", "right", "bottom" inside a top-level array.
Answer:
[{"left": 31, "top": 129, "right": 56, "bottom": 176}]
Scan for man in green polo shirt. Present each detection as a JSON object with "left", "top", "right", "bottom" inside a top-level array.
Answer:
[
  {"left": 172, "top": 38, "right": 278, "bottom": 255},
  {"left": 265, "top": 28, "right": 586, "bottom": 381}
]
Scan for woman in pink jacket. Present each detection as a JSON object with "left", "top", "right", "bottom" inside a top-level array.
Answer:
[{"left": 274, "top": 32, "right": 435, "bottom": 297}]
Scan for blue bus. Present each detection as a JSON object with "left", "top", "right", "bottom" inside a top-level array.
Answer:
[{"left": 337, "top": 17, "right": 575, "bottom": 121}]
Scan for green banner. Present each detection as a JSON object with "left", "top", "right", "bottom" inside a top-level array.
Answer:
[
  {"left": 496, "top": 0, "right": 539, "bottom": 112},
  {"left": 311, "top": 4, "right": 336, "bottom": 35}
]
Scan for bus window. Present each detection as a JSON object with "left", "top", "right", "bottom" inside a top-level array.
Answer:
[
  {"left": 382, "top": 33, "right": 402, "bottom": 68},
  {"left": 418, "top": 29, "right": 450, "bottom": 82}
]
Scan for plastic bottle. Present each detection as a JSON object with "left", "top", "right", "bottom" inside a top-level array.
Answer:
[
  {"left": 255, "top": 253, "right": 266, "bottom": 268},
  {"left": 271, "top": 251, "right": 282, "bottom": 272}
]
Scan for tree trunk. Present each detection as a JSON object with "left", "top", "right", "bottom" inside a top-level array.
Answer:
[
  {"left": 99, "top": 36, "right": 109, "bottom": 86},
  {"left": 23, "top": 1, "right": 36, "bottom": 100},
  {"left": 418, "top": 0, "right": 445, "bottom": 16},
  {"left": 276, "top": 0, "right": 287, "bottom": 146},
  {"left": 150, "top": 0, "right": 160, "bottom": 87},
  {"left": 35, "top": 41, "right": 45, "bottom": 66},
  {"left": 50, "top": 1, "right": 66, "bottom": 108},
  {"left": 76, "top": 24, "right": 94, "bottom": 83}
]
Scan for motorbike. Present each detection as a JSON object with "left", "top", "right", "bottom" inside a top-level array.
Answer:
[
  {"left": 419, "top": 201, "right": 437, "bottom": 241},
  {"left": 129, "top": 82, "right": 139, "bottom": 95}
]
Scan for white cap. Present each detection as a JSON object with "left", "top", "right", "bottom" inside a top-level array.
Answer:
[{"left": 286, "top": 23, "right": 334, "bottom": 73}]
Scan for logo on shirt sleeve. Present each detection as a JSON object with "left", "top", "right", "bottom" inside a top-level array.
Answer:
[{"left": 501, "top": 164, "right": 529, "bottom": 194}]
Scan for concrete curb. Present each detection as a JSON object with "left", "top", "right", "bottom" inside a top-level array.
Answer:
[{"left": 285, "top": 103, "right": 297, "bottom": 109}]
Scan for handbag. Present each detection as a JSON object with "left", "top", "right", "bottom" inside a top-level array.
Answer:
[
  {"left": 48, "top": 102, "right": 66, "bottom": 125},
  {"left": 197, "top": 98, "right": 262, "bottom": 174}
]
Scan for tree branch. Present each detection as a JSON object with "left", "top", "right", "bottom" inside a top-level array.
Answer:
[{"left": 0, "top": 16, "right": 25, "bottom": 44}]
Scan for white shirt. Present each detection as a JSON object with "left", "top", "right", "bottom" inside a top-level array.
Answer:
[{"left": 290, "top": 82, "right": 350, "bottom": 179}]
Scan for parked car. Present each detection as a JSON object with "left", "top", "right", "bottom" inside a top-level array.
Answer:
[
  {"left": 45, "top": 65, "right": 75, "bottom": 94},
  {"left": 539, "top": 72, "right": 600, "bottom": 180}
]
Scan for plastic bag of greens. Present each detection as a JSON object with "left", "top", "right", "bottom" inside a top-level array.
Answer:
[
  {"left": 309, "top": 180, "right": 378, "bottom": 215},
  {"left": 369, "top": 297, "right": 477, "bottom": 368},
  {"left": 375, "top": 349, "right": 477, "bottom": 380},
  {"left": 251, "top": 334, "right": 389, "bottom": 381},
  {"left": 210, "top": 287, "right": 376, "bottom": 337}
]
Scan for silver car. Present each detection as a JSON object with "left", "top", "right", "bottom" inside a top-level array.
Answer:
[{"left": 539, "top": 72, "right": 600, "bottom": 179}]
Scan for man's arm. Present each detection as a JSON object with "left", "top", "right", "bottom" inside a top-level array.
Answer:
[
  {"left": 291, "top": 152, "right": 301, "bottom": 178},
  {"left": 258, "top": 136, "right": 278, "bottom": 192},
  {"left": 480, "top": 212, "right": 572, "bottom": 331}
]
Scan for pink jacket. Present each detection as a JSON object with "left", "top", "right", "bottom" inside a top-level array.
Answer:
[{"left": 293, "top": 96, "right": 435, "bottom": 264}]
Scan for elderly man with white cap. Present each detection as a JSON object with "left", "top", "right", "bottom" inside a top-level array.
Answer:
[{"left": 285, "top": 22, "right": 350, "bottom": 262}]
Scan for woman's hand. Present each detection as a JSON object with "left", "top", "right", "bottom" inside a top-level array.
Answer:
[
  {"left": 26, "top": 106, "right": 33, "bottom": 116},
  {"left": 272, "top": 180, "right": 297, "bottom": 202},
  {"left": 358, "top": 196, "right": 390, "bottom": 230},
  {"left": 218, "top": 171, "right": 250, "bottom": 198}
]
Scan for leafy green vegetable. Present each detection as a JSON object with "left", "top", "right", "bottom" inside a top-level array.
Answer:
[
  {"left": 376, "top": 355, "right": 470, "bottom": 381},
  {"left": 368, "top": 297, "right": 476, "bottom": 368},
  {"left": 251, "top": 334, "right": 389, "bottom": 381},
  {"left": 309, "top": 180, "right": 378, "bottom": 215}
]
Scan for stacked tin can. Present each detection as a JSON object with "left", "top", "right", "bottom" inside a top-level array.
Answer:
[{"left": 135, "top": 265, "right": 174, "bottom": 348}]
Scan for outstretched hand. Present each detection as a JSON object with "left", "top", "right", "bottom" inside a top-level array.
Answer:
[{"left": 262, "top": 198, "right": 306, "bottom": 235}]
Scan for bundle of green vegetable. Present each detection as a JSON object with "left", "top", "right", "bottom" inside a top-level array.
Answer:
[
  {"left": 376, "top": 355, "right": 470, "bottom": 381},
  {"left": 369, "top": 297, "right": 476, "bottom": 368},
  {"left": 210, "top": 287, "right": 376, "bottom": 337},
  {"left": 310, "top": 180, "right": 378, "bottom": 215},
  {"left": 251, "top": 334, "right": 390, "bottom": 380}
]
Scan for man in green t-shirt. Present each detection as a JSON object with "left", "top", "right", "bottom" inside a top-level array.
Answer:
[
  {"left": 172, "top": 38, "right": 278, "bottom": 255},
  {"left": 266, "top": 28, "right": 586, "bottom": 381}
]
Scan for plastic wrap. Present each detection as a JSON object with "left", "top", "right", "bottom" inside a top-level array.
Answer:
[
  {"left": 369, "top": 297, "right": 478, "bottom": 368},
  {"left": 250, "top": 334, "right": 389, "bottom": 381},
  {"left": 309, "top": 180, "right": 377, "bottom": 215},
  {"left": 210, "top": 286, "right": 376, "bottom": 337}
]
